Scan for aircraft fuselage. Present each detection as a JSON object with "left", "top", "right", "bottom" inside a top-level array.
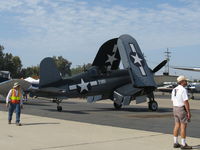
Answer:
[
  {"left": 66, "top": 69, "right": 131, "bottom": 99},
  {"left": 31, "top": 69, "right": 133, "bottom": 100}
]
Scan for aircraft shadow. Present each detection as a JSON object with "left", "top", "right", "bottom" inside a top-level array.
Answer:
[
  {"left": 0, "top": 100, "right": 51, "bottom": 107},
  {"left": 91, "top": 107, "right": 172, "bottom": 113},
  {"left": 62, "top": 101, "right": 78, "bottom": 105},
  {"left": 44, "top": 109, "right": 90, "bottom": 115},
  {"left": 24, "top": 102, "right": 51, "bottom": 107}
]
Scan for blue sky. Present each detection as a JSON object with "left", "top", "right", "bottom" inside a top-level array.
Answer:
[{"left": 0, "top": 0, "right": 200, "bottom": 79}]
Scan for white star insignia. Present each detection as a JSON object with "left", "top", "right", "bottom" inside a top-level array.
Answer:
[
  {"left": 129, "top": 43, "right": 146, "bottom": 76},
  {"left": 106, "top": 53, "right": 117, "bottom": 65},
  {"left": 77, "top": 79, "right": 89, "bottom": 93},
  {"left": 105, "top": 44, "right": 118, "bottom": 71},
  {"left": 131, "top": 53, "right": 143, "bottom": 66}
]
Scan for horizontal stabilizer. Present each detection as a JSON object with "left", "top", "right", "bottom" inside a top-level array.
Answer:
[
  {"left": 39, "top": 57, "right": 62, "bottom": 88},
  {"left": 117, "top": 34, "right": 156, "bottom": 88}
]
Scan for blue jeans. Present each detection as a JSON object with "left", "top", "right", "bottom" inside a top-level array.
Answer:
[{"left": 8, "top": 103, "right": 21, "bottom": 123}]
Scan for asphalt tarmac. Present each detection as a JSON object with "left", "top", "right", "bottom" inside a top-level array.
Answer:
[{"left": 1, "top": 93, "right": 200, "bottom": 139}]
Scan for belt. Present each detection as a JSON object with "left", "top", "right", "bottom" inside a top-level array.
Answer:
[
  {"left": 173, "top": 106, "right": 184, "bottom": 108},
  {"left": 10, "top": 100, "right": 20, "bottom": 104}
]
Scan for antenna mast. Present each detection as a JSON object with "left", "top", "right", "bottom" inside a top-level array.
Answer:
[{"left": 164, "top": 48, "right": 171, "bottom": 75}]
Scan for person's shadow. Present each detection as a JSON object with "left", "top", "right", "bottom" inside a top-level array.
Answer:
[
  {"left": 22, "top": 122, "right": 60, "bottom": 126},
  {"left": 192, "top": 145, "right": 200, "bottom": 149}
]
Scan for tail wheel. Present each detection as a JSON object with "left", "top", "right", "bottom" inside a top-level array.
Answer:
[
  {"left": 114, "top": 102, "right": 122, "bottom": 110},
  {"left": 148, "top": 101, "right": 158, "bottom": 111},
  {"left": 54, "top": 98, "right": 63, "bottom": 112},
  {"left": 57, "top": 106, "right": 62, "bottom": 112}
]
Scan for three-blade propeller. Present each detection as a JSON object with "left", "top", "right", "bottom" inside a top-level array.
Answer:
[{"left": 152, "top": 60, "right": 168, "bottom": 73}]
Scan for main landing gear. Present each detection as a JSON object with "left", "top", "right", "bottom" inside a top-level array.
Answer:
[
  {"left": 148, "top": 93, "right": 158, "bottom": 111},
  {"left": 190, "top": 92, "right": 194, "bottom": 99},
  {"left": 113, "top": 92, "right": 158, "bottom": 111},
  {"left": 53, "top": 98, "right": 63, "bottom": 112}
]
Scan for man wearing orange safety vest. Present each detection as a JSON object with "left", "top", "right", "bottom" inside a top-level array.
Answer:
[{"left": 6, "top": 82, "right": 23, "bottom": 126}]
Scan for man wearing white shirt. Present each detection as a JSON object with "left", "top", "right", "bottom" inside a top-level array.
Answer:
[{"left": 171, "top": 76, "right": 192, "bottom": 149}]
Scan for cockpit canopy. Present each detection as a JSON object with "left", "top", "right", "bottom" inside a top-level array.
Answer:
[{"left": 87, "top": 66, "right": 100, "bottom": 77}]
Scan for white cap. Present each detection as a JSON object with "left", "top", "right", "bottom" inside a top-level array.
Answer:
[
  {"left": 177, "top": 75, "right": 188, "bottom": 83},
  {"left": 13, "top": 82, "right": 20, "bottom": 88}
]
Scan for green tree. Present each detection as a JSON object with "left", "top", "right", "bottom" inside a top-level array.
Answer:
[
  {"left": 3, "top": 53, "right": 15, "bottom": 73},
  {"left": 71, "top": 63, "right": 92, "bottom": 75},
  {"left": 0, "top": 45, "right": 23, "bottom": 78},
  {"left": 20, "top": 56, "right": 71, "bottom": 79},
  {"left": 12, "top": 56, "right": 22, "bottom": 78},
  {"left": 0, "top": 46, "right": 72, "bottom": 79},
  {"left": 2, "top": 54, "right": 23, "bottom": 78},
  {"left": 0, "top": 45, "right": 4, "bottom": 70},
  {"left": 53, "top": 56, "right": 72, "bottom": 77},
  {"left": 20, "top": 66, "right": 39, "bottom": 78}
]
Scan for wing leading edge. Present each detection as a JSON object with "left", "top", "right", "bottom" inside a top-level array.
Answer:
[{"left": 173, "top": 67, "right": 200, "bottom": 72}]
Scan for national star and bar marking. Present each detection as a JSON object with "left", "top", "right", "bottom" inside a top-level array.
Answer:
[{"left": 129, "top": 44, "right": 146, "bottom": 76}]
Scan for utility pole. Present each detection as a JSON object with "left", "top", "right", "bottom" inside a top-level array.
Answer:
[{"left": 163, "top": 48, "right": 171, "bottom": 75}]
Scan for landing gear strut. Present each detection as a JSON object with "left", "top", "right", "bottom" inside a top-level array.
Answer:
[
  {"left": 147, "top": 93, "right": 158, "bottom": 111},
  {"left": 53, "top": 98, "right": 63, "bottom": 112},
  {"left": 190, "top": 92, "right": 194, "bottom": 99}
]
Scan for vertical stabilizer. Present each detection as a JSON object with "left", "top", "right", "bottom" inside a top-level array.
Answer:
[{"left": 39, "top": 57, "right": 62, "bottom": 88}]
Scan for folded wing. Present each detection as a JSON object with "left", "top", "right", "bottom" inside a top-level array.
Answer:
[
  {"left": 117, "top": 34, "right": 156, "bottom": 88},
  {"left": 92, "top": 38, "right": 121, "bottom": 72}
]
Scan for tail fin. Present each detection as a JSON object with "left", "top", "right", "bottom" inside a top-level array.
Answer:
[
  {"left": 39, "top": 57, "right": 62, "bottom": 88},
  {"left": 117, "top": 34, "right": 156, "bottom": 88}
]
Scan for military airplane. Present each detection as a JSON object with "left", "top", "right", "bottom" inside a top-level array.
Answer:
[
  {"left": 0, "top": 71, "right": 32, "bottom": 97},
  {"left": 157, "top": 83, "right": 177, "bottom": 93},
  {"left": 27, "top": 34, "right": 167, "bottom": 112},
  {"left": 0, "top": 71, "right": 11, "bottom": 83},
  {"left": 173, "top": 66, "right": 200, "bottom": 99},
  {"left": 173, "top": 67, "right": 200, "bottom": 72},
  {"left": 0, "top": 79, "right": 31, "bottom": 97},
  {"left": 0, "top": 73, "right": 40, "bottom": 97},
  {"left": 157, "top": 81, "right": 200, "bottom": 99}
]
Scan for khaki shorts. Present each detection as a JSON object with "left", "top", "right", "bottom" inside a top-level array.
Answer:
[{"left": 173, "top": 106, "right": 188, "bottom": 124}]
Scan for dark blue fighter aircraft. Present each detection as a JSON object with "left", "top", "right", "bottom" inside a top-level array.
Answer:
[{"left": 28, "top": 34, "right": 167, "bottom": 111}]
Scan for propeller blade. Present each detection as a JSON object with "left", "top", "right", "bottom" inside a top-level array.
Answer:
[{"left": 152, "top": 60, "right": 168, "bottom": 73}]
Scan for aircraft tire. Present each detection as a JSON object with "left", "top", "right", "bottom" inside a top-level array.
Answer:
[
  {"left": 57, "top": 106, "right": 62, "bottom": 112},
  {"left": 114, "top": 102, "right": 122, "bottom": 110},
  {"left": 148, "top": 101, "right": 158, "bottom": 111}
]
